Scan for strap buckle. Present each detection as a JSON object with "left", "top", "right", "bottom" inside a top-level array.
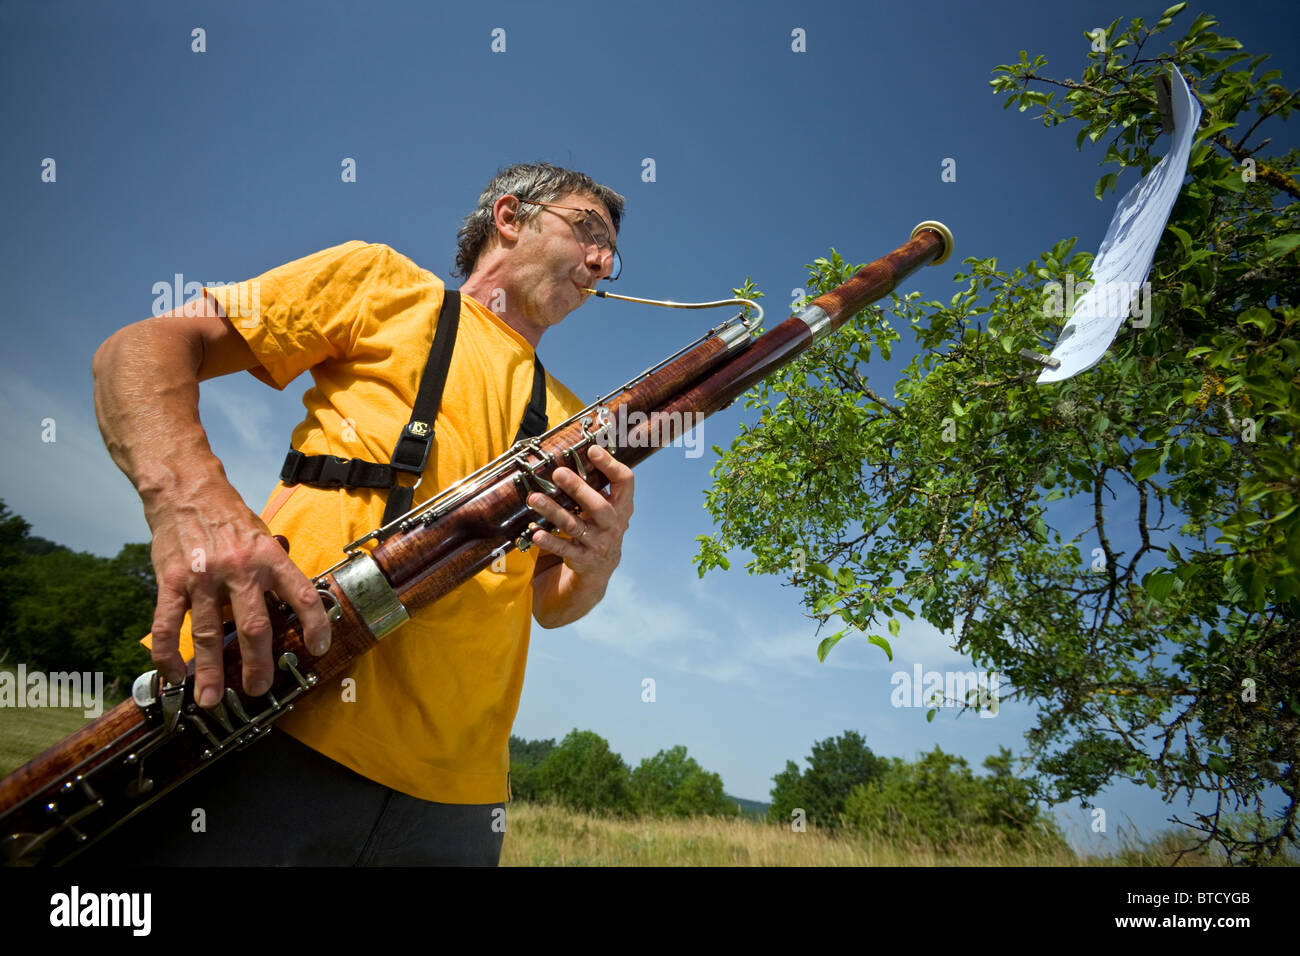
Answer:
[
  {"left": 280, "top": 449, "right": 307, "bottom": 485},
  {"left": 390, "top": 421, "right": 433, "bottom": 476}
]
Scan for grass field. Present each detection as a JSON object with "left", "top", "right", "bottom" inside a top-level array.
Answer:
[
  {"left": 0, "top": 697, "right": 1246, "bottom": 866},
  {"left": 0, "top": 667, "right": 129, "bottom": 777},
  {"left": 498, "top": 801, "right": 1259, "bottom": 866},
  {"left": 498, "top": 801, "right": 1089, "bottom": 866}
]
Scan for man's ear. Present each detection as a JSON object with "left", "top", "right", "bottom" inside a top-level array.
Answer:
[{"left": 493, "top": 194, "right": 524, "bottom": 244}]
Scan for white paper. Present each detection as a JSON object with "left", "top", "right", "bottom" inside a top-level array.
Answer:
[{"left": 1037, "top": 68, "right": 1201, "bottom": 384}]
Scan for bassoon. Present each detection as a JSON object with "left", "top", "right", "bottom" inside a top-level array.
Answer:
[{"left": 0, "top": 221, "right": 953, "bottom": 865}]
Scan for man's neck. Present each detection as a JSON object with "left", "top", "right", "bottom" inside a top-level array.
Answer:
[{"left": 458, "top": 272, "right": 543, "bottom": 349}]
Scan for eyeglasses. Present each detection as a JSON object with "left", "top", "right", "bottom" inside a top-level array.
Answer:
[{"left": 516, "top": 199, "right": 621, "bottom": 281}]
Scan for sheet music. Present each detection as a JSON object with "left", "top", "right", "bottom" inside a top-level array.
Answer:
[{"left": 1038, "top": 67, "right": 1202, "bottom": 384}]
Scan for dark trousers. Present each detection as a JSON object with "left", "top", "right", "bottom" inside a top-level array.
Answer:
[{"left": 75, "top": 730, "right": 505, "bottom": 866}]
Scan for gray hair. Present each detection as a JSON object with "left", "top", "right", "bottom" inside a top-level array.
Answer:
[{"left": 453, "top": 163, "right": 625, "bottom": 278}]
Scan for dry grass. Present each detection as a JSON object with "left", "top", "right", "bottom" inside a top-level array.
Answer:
[{"left": 501, "top": 801, "right": 1088, "bottom": 867}]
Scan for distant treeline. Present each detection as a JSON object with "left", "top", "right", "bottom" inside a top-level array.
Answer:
[
  {"left": 0, "top": 499, "right": 154, "bottom": 692},
  {"left": 513, "top": 728, "right": 1067, "bottom": 851},
  {"left": 509, "top": 731, "right": 741, "bottom": 818},
  {"left": 768, "top": 729, "right": 1067, "bottom": 850}
]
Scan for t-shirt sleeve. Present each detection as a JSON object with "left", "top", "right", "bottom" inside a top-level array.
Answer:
[{"left": 203, "top": 240, "right": 393, "bottom": 391}]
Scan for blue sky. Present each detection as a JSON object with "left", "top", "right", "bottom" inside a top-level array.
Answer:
[{"left": 2, "top": 0, "right": 1297, "bottom": 855}]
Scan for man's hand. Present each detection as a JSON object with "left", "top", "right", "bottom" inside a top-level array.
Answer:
[
  {"left": 147, "top": 484, "right": 332, "bottom": 708},
  {"left": 528, "top": 444, "right": 633, "bottom": 626}
]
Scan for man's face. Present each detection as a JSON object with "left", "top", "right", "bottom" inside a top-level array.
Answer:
[{"left": 509, "top": 190, "right": 618, "bottom": 333}]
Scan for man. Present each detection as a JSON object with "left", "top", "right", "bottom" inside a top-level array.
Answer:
[{"left": 82, "top": 163, "right": 632, "bottom": 865}]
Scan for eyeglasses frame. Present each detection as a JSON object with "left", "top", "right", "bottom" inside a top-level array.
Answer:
[{"left": 514, "top": 198, "right": 621, "bottom": 281}]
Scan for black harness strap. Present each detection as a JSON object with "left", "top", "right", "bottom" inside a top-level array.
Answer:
[{"left": 278, "top": 288, "right": 549, "bottom": 526}]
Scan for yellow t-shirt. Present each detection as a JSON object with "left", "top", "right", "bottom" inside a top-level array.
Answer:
[{"left": 155, "top": 240, "right": 586, "bottom": 804}]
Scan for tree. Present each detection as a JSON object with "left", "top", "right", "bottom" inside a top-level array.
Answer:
[
  {"left": 767, "top": 730, "right": 886, "bottom": 828},
  {"left": 507, "top": 734, "right": 556, "bottom": 802},
  {"left": 630, "top": 745, "right": 735, "bottom": 817},
  {"left": 844, "top": 746, "right": 1069, "bottom": 851},
  {"left": 698, "top": 9, "right": 1298, "bottom": 862},
  {"left": 0, "top": 500, "right": 34, "bottom": 645},
  {"left": 0, "top": 501, "right": 155, "bottom": 686},
  {"left": 529, "top": 729, "right": 633, "bottom": 815}
]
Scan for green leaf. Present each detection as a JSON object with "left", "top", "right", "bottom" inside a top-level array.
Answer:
[
  {"left": 1132, "top": 448, "right": 1164, "bottom": 482},
  {"left": 1207, "top": 755, "right": 1229, "bottom": 775},
  {"left": 1194, "top": 119, "right": 1235, "bottom": 142},
  {"left": 888, "top": 617, "right": 900, "bottom": 638},
  {"left": 1265, "top": 234, "right": 1300, "bottom": 259},
  {"left": 1094, "top": 172, "right": 1118, "bottom": 200},
  {"left": 817, "top": 632, "right": 844, "bottom": 662},
  {"left": 1066, "top": 461, "right": 1095, "bottom": 482},
  {"left": 868, "top": 634, "right": 893, "bottom": 661},
  {"left": 809, "top": 562, "right": 834, "bottom": 581},
  {"left": 1238, "top": 307, "right": 1276, "bottom": 335},
  {"left": 1144, "top": 569, "right": 1177, "bottom": 602},
  {"left": 1166, "top": 224, "right": 1193, "bottom": 256},
  {"left": 925, "top": 708, "right": 937, "bottom": 723}
]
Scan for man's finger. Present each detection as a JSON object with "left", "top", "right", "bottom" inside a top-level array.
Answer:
[
  {"left": 528, "top": 471, "right": 601, "bottom": 525},
  {"left": 227, "top": 580, "right": 275, "bottom": 697},
  {"left": 530, "top": 529, "right": 578, "bottom": 562},
  {"left": 150, "top": 584, "right": 191, "bottom": 686},
  {"left": 586, "top": 446, "right": 634, "bottom": 518},
  {"left": 274, "top": 559, "right": 332, "bottom": 656},
  {"left": 188, "top": 588, "right": 227, "bottom": 708}
]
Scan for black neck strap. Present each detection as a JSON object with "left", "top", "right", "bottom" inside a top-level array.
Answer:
[{"left": 279, "top": 288, "right": 549, "bottom": 525}]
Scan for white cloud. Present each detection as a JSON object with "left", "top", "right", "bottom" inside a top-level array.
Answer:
[
  {"left": 196, "top": 376, "right": 293, "bottom": 511},
  {"left": 200, "top": 376, "right": 277, "bottom": 458},
  {"left": 670, "top": 655, "right": 755, "bottom": 686},
  {"left": 570, "top": 573, "right": 715, "bottom": 655}
]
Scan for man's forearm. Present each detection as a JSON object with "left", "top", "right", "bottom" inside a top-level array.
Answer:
[
  {"left": 532, "top": 562, "right": 611, "bottom": 628},
  {"left": 92, "top": 323, "right": 233, "bottom": 522}
]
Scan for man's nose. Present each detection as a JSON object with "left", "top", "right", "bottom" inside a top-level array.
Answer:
[{"left": 586, "top": 244, "right": 611, "bottom": 279}]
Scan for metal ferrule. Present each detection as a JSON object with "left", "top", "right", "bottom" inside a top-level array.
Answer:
[
  {"left": 797, "top": 304, "right": 832, "bottom": 342},
  {"left": 716, "top": 320, "right": 753, "bottom": 351},
  {"left": 331, "top": 550, "right": 409, "bottom": 639}
]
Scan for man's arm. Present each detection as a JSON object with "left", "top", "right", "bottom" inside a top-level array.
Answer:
[
  {"left": 528, "top": 445, "right": 633, "bottom": 628},
  {"left": 92, "top": 298, "right": 332, "bottom": 707}
]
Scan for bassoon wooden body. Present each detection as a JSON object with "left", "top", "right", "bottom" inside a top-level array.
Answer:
[{"left": 0, "top": 221, "right": 952, "bottom": 865}]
